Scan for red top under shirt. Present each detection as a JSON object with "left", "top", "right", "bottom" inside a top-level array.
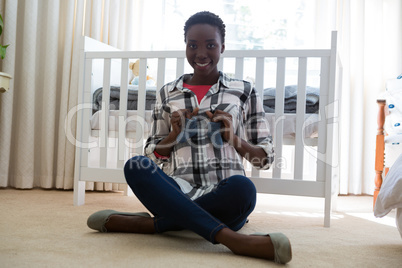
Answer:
[
  {"left": 183, "top": 83, "right": 212, "bottom": 104},
  {"left": 154, "top": 83, "right": 212, "bottom": 159}
]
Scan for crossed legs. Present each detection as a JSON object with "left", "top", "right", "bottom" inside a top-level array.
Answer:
[{"left": 96, "top": 156, "right": 286, "bottom": 262}]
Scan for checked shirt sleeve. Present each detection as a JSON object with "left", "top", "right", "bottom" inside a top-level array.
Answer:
[
  {"left": 144, "top": 86, "right": 172, "bottom": 165},
  {"left": 243, "top": 87, "right": 275, "bottom": 170}
]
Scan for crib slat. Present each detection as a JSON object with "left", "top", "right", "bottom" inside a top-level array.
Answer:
[
  {"left": 80, "top": 58, "right": 93, "bottom": 169},
  {"left": 255, "top": 57, "right": 265, "bottom": 99},
  {"left": 100, "top": 58, "right": 112, "bottom": 168},
  {"left": 134, "top": 58, "right": 148, "bottom": 156},
  {"left": 316, "top": 57, "right": 330, "bottom": 182},
  {"left": 251, "top": 57, "right": 266, "bottom": 178},
  {"left": 294, "top": 57, "right": 308, "bottom": 180},
  {"left": 157, "top": 58, "right": 166, "bottom": 90},
  {"left": 118, "top": 58, "right": 129, "bottom": 167},
  {"left": 235, "top": 57, "right": 244, "bottom": 80},
  {"left": 176, "top": 58, "right": 185, "bottom": 78},
  {"left": 217, "top": 58, "right": 223, "bottom": 71},
  {"left": 273, "top": 57, "right": 286, "bottom": 179}
]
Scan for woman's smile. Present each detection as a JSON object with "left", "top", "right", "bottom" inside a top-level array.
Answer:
[{"left": 196, "top": 62, "right": 210, "bottom": 67}]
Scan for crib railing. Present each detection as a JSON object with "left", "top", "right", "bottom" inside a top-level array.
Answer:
[{"left": 74, "top": 32, "right": 338, "bottom": 227}]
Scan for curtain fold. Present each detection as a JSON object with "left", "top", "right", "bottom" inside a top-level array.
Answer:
[
  {"left": 56, "top": 0, "right": 85, "bottom": 189},
  {"left": 0, "top": 0, "right": 17, "bottom": 187},
  {"left": 39, "top": 0, "right": 59, "bottom": 188},
  {"left": 9, "top": 0, "right": 38, "bottom": 188}
]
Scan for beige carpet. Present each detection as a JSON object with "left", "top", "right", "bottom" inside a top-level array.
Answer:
[{"left": 1, "top": 189, "right": 401, "bottom": 267}]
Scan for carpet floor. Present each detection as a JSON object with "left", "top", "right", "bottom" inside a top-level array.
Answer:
[{"left": 1, "top": 189, "right": 401, "bottom": 267}]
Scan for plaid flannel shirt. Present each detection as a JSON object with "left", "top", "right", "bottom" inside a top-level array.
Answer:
[{"left": 144, "top": 72, "right": 274, "bottom": 200}]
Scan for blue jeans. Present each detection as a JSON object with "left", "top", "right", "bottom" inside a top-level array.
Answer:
[{"left": 124, "top": 156, "right": 257, "bottom": 244}]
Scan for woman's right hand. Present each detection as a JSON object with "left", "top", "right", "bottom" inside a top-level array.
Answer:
[
  {"left": 155, "top": 107, "right": 199, "bottom": 156},
  {"left": 170, "top": 108, "right": 199, "bottom": 138}
]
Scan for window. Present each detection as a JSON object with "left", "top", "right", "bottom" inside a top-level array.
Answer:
[
  {"left": 136, "top": 0, "right": 320, "bottom": 88},
  {"left": 140, "top": 0, "right": 317, "bottom": 51}
]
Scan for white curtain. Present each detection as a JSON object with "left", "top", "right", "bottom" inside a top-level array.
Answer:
[
  {"left": 0, "top": 0, "right": 141, "bottom": 190},
  {"left": 1, "top": 0, "right": 401, "bottom": 195},
  {"left": 312, "top": 0, "right": 402, "bottom": 195},
  {"left": 0, "top": 0, "right": 81, "bottom": 189},
  {"left": 335, "top": 0, "right": 402, "bottom": 195}
]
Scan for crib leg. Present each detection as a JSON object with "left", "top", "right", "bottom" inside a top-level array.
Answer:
[
  {"left": 74, "top": 180, "right": 86, "bottom": 206},
  {"left": 324, "top": 194, "right": 332, "bottom": 227},
  {"left": 324, "top": 204, "right": 331, "bottom": 227},
  {"left": 330, "top": 193, "right": 338, "bottom": 213},
  {"left": 123, "top": 184, "right": 134, "bottom": 196}
]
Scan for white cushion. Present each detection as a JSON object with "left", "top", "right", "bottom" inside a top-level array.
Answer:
[
  {"left": 384, "top": 78, "right": 402, "bottom": 135},
  {"left": 385, "top": 133, "right": 402, "bottom": 145},
  {"left": 374, "top": 153, "right": 402, "bottom": 217},
  {"left": 397, "top": 208, "right": 402, "bottom": 238}
]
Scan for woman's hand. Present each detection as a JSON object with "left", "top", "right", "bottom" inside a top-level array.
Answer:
[
  {"left": 155, "top": 107, "right": 199, "bottom": 157},
  {"left": 170, "top": 108, "right": 199, "bottom": 139},
  {"left": 205, "top": 109, "right": 237, "bottom": 146},
  {"left": 206, "top": 109, "right": 268, "bottom": 167}
]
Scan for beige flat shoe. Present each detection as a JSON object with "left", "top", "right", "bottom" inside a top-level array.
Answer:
[
  {"left": 252, "top": 232, "right": 292, "bottom": 264},
  {"left": 87, "top": 209, "right": 151, "bottom": 232}
]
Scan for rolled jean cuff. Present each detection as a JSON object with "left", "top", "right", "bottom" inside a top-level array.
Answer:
[{"left": 209, "top": 223, "right": 227, "bottom": 244}]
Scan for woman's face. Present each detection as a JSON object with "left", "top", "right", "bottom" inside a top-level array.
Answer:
[{"left": 185, "top": 24, "right": 225, "bottom": 85}]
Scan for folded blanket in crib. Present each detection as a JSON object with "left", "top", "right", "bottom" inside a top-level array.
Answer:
[
  {"left": 263, "top": 85, "right": 320, "bottom": 113},
  {"left": 93, "top": 86, "right": 157, "bottom": 112},
  {"left": 92, "top": 85, "right": 320, "bottom": 114}
]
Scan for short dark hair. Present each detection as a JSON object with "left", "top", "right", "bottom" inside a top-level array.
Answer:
[{"left": 184, "top": 11, "right": 226, "bottom": 44}]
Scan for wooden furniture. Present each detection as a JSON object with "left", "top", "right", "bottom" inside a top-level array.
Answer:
[{"left": 374, "top": 99, "right": 387, "bottom": 208}]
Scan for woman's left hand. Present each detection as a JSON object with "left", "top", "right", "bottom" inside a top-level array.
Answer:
[
  {"left": 205, "top": 109, "right": 237, "bottom": 145},
  {"left": 206, "top": 109, "right": 268, "bottom": 168}
]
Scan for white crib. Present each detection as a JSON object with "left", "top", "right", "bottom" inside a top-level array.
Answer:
[{"left": 72, "top": 32, "right": 339, "bottom": 227}]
